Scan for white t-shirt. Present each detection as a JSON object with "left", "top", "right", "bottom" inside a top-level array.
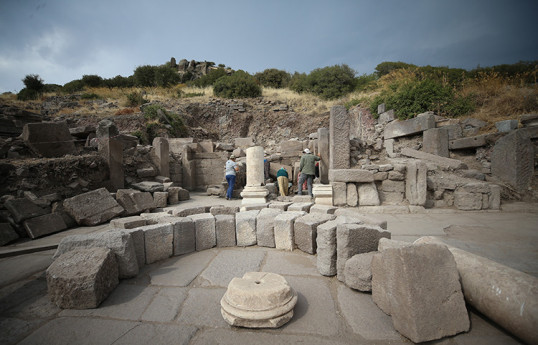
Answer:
[{"left": 225, "top": 160, "right": 237, "bottom": 176}]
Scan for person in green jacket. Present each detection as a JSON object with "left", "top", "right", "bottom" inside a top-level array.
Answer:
[{"left": 297, "top": 148, "right": 321, "bottom": 197}]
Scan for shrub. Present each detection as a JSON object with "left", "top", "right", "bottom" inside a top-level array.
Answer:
[
  {"left": 288, "top": 72, "right": 308, "bottom": 93},
  {"left": 22, "top": 74, "right": 45, "bottom": 92},
  {"left": 191, "top": 68, "right": 228, "bottom": 87},
  {"left": 305, "top": 64, "right": 356, "bottom": 100},
  {"left": 126, "top": 92, "right": 148, "bottom": 107},
  {"left": 355, "top": 73, "right": 378, "bottom": 91},
  {"left": 131, "top": 130, "right": 146, "bottom": 144},
  {"left": 62, "top": 79, "right": 84, "bottom": 93},
  {"left": 213, "top": 70, "right": 262, "bottom": 98},
  {"left": 154, "top": 64, "right": 181, "bottom": 87},
  {"left": 103, "top": 75, "right": 134, "bottom": 88},
  {"left": 142, "top": 104, "right": 188, "bottom": 142},
  {"left": 82, "top": 74, "right": 103, "bottom": 88},
  {"left": 133, "top": 65, "right": 157, "bottom": 87},
  {"left": 80, "top": 93, "right": 101, "bottom": 100},
  {"left": 254, "top": 69, "right": 291, "bottom": 88},
  {"left": 17, "top": 88, "right": 40, "bottom": 101},
  {"left": 375, "top": 61, "right": 417, "bottom": 77}
]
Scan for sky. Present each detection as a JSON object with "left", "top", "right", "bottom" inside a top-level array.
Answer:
[{"left": 1, "top": 0, "right": 537, "bottom": 93}]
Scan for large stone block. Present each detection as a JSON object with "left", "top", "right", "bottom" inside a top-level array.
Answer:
[
  {"left": 449, "top": 134, "right": 488, "bottom": 150},
  {"left": 358, "top": 182, "right": 380, "bottom": 206},
  {"left": 453, "top": 190, "right": 483, "bottom": 210},
  {"left": 63, "top": 188, "right": 125, "bottom": 226},
  {"left": 215, "top": 214, "right": 236, "bottom": 247},
  {"left": 405, "top": 161, "right": 427, "bottom": 206},
  {"left": 22, "top": 121, "right": 76, "bottom": 157},
  {"left": 344, "top": 252, "right": 377, "bottom": 292},
  {"left": 280, "top": 139, "right": 304, "bottom": 156},
  {"left": 173, "top": 206, "right": 206, "bottom": 217},
  {"left": 377, "top": 244, "right": 469, "bottom": 343},
  {"left": 336, "top": 223, "right": 390, "bottom": 281},
  {"left": 115, "top": 189, "right": 155, "bottom": 216},
  {"left": 110, "top": 216, "right": 146, "bottom": 229},
  {"left": 115, "top": 228, "right": 145, "bottom": 269},
  {"left": 153, "top": 137, "right": 170, "bottom": 177},
  {"left": 187, "top": 213, "right": 216, "bottom": 251},
  {"left": 329, "top": 105, "right": 350, "bottom": 169},
  {"left": 153, "top": 192, "right": 168, "bottom": 208},
  {"left": 317, "top": 127, "right": 330, "bottom": 184},
  {"left": 256, "top": 208, "right": 283, "bottom": 247},
  {"left": 54, "top": 231, "right": 138, "bottom": 278},
  {"left": 384, "top": 113, "right": 435, "bottom": 139},
  {"left": 401, "top": 148, "right": 466, "bottom": 170},
  {"left": 423, "top": 128, "right": 449, "bottom": 157},
  {"left": 141, "top": 223, "right": 173, "bottom": 264},
  {"left": 273, "top": 211, "right": 306, "bottom": 251},
  {"left": 210, "top": 205, "right": 240, "bottom": 216},
  {"left": 5, "top": 198, "right": 48, "bottom": 223},
  {"left": 316, "top": 216, "right": 363, "bottom": 276},
  {"left": 491, "top": 129, "right": 534, "bottom": 193},
  {"left": 287, "top": 202, "right": 313, "bottom": 212},
  {"left": 23, "top": 213, "right": 67, "bottom": 239},
  {"left": 332, "top": 182, "right": 347, "bottom": 206},
  {"left": 0, "top": 223, "right": 19, "bottom": 246},
  {"left": 309, "top": 204, "right": 337, "bottom": 214},
  {"left": 235, "top": 210, "right": 259, "bottom": 246},
  {"left": 155, "top": 217, "right": 195, "bottom": 256},
  {"left": 329, "top": 169, "right": 374, "bottom": 183},
  {"left": 46, "top": 247, "right": 119, "bottom": 309},
  {"left": 346, "top": 183, "right": 358, "bottom": 207},
  {"left": 294, "top": 213, "right": 335, "bottom": 254}
]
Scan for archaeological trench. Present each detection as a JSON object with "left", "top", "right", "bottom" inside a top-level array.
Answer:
[{"left": 0, "top": 99, "right": 537, "bottom": 344}]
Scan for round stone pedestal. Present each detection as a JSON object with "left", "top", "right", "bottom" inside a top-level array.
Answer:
[{"left": 220, "top": 272, "right": 297, "bottom": 328}]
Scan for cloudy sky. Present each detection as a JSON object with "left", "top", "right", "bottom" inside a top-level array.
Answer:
[{"left": 1, "top": 0, "right": 537, "bottom": 93}]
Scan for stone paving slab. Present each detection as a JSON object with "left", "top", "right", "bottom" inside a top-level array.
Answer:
[
  {"left": 261, "top": 250, "right": 319, "bottom": 276},
  {"left": 176, "top": 287, "right": 228, "bottom": 328},
  {"left": 149, "top": 250, "right": 216, "bottom": 287},
  {"left": 140, "top": 287, "right": 188, "bottom": 322},
  {"left": 112, "top": 323, "right": 197, "bottom": 345},
  {"left": 59, "top": 284, "right": 158, "bottom": 320},
  {"left": 197, "top": 248, "right": 266, "bottom": 287},
  {"left": 190, "top": 328, "right": 353, "bottom": 345},
  {"left": 337, "top": 284, "right": 403, "bottom": 341}
]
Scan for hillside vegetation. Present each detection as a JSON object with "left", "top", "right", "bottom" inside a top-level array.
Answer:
[{"left": 3, "top": 60, "right": 537, "bottom": 131}]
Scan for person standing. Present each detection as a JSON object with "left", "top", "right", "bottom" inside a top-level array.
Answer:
[
  {"left": 276, "top": 167, "right": 289, "bottom": 196},
  {"left": 225, "top": 155, "right": 239, "bottom": 200},
  {"left": 297, "top": 148, "right": 320, "bottom": 197}
]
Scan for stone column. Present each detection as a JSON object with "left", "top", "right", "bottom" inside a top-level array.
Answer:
[
  {"left": 329, "top": 106, "right": 350, "bottom": 169},
  {"left": 241, "top": 146, "right": 268, "bottom": 204},
  {"left": 405, "top": 161, "right": 427, "bottom": 206},
  {"left": 153, "top": 137, "right": 170, "bottom": 177},
  {"left": 97, "top": 119, "right": 124, "bottom": 191},
  {"left": 317, "top": 127, "right": 330, "bottom": 184}
]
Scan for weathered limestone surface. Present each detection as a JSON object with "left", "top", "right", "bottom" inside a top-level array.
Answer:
[
  {"left": 329, "top": 106, "right": 350, "bottom": 169},
  {"left": 312, "top": 184, "right": 333, "bottom": 206},
  {"left": 100, "top": 137, "right": 124, "bottom": 190},
  {"left": 329, "top": 169, "right": 374, "bottom": 183},
  {"left": 401, "top": 148, "right": 467, "bottom": 170},
  {"left": 115, "top": 189, "right": 154, "bottom": 216},
  {"left": 188, "top": 213, "right": 216, "bottom": 251},
  {"left": 346, "top": 183, "right": 358, "bottom": 207},
  {"left": 405, "top": 161, "right": 427, "bottom": 206},
  {"left": 215, "top": 214, "right": 236, "bottom": 247},
  {"left": 141, "top": 223, "right": 173, "bottom": 264},
  {"left": 153, "top": 137, "right": 170, "bottom": 177},
  {"left": 423, "top": 128, "right": 449, "bottom": 157},
  {"left": 384, "top": 113, "right": 435, "bottom": 139},
  {"left": 332, "top": 182, "right": 347, "bottom": 206},
  {"left": 131, "top": 181, "right": 164, "bottom": 193},
  {"left": 167, "top": 187, "right": 180, "bottom": 205},
  {"left": 274, "top": 211, "right": 305, "bottom": 251},
  {"left": 358, "top": 182, "right": 380, "bottom": 206},
  {"left": 153, "top": 191, "right": 168, "bottom": 208},
  {"left": 256, "top": 208, "right": 283, "bottom": 247},
  {"left": 155, "top": 217, "right": 196, "bottom": 256},
  {"left": 287, "top": 202, "right": 313, "bottom": 212},
  {"left": 23, "top": 213, "right": 67, "bottom": 239},
  {"left": 173, "top": 206, "right": 206, "bottom": 217},
  {"left": 235, "top": 210, "right": 259, "bottom": 246},
  {"left": 110, "top": 216, "right": 147, "bottom": 229},
  {"left": 309, "top": 204, "right": 337, "bottom": 214},
  {"left": 268, "top": 202, "right": 293, "bottom": 211},
  {"left": 46, "top": 247, "right": 119, "bottom": 309},
  {"left": 22, "top": 121, "right": 76, "bottom": 157},
  {"left": 294, "top": 213, "right": 335, "bottom": 254},
  {"left": 210, "top": 205, "right": 240, "bottom": 216},
  {"left": 317, "top": 127, "right": 330, "bottom": 183},
  {"left": 241, "top": 146, "right": 269, "bottom": 205},
  {"left": 333, "top": 209, "right": 388, "bottom": 229},
  {"left": 115, "top": 228, "right": 145, "bottom": 269},
  {"left": 54, "top": 231, "right": 138, "bottom": 278},
  {"left": 63, "top": 188, "right": 124, "bottom": 226},
  {"left": 491, "top": 129, "right": 534, "bottom": 193},
  {"left": 376, "top": 244, "right": 469, "bottom": 343},
  {"left": 336, "top": 223, "right": 391, "bottom": 281},
  {"left": 0, "top": 223, "right": 19, "bottom": 246},
  {"left": 220, "top": 272, "right": 298, "bottom": 328},
  {"left": 344, "top": 252, "right": 377, "bottom": 292},
  {"left": 449, "top": 134, "right": 488, "bottom": 150},
  {"left": 5, "top": 198, "right": 48, "bottom": 223},
  {"left": 416, "top": 236, "right": 538, "bottom": 345},
  {"left": 378, "top": 238, "right": 412, "bottom": 251}
]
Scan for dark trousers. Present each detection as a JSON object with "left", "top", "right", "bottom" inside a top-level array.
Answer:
[{"left": 298, "top": 173, "right": 314, "bottom": 196}]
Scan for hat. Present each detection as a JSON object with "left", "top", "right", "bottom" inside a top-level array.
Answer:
[
  {"left": 303, "top": 148, "right": 311, "bottom": 154},
  {"left": 230, "top": 155, "right": 235, "bottom": 159}
]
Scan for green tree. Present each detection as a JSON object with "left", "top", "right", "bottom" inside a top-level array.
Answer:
[
  {"left": 305, "top": 64, "right": 356, "bottom": 100},
  {"left": 254, "top": 68, "right": 291, "bottom": 88},
  {"left": 191, "top": 68, "right": 228, "bottom": 87},
  {"left": 154, "top": 64, "right": 181, "bottom": 87},
  {"left": 375, "top": 61, "right": 416, "bottom": 77},
  {"left": 133, "top": 65, "right": 157, "bottom": 87},
  {"left": 81, "top": 74, "right": 103, "bottom": 87},
  {"left": 213, "top": 70, "right": 262, "bottom": 98},
  {"left": 22, "top": 74, "right": 45, "bottom": 92}
]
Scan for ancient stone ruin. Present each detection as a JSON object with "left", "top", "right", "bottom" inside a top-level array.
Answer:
[{"left": 1, "top": 97, "right": 537, "bottom": 343}]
